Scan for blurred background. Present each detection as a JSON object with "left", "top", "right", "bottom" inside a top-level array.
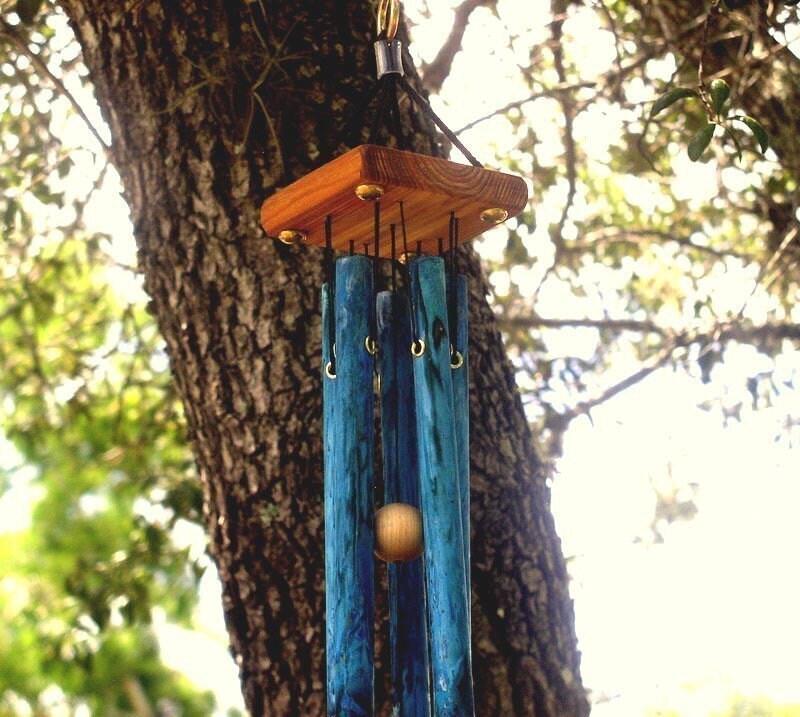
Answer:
[{"left": 1, "top": 0, "right": 799, "bottom": 714}]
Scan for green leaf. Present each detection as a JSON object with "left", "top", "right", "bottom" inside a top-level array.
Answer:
[
  {"left": 651, "top": 88, "right": 696, "bottom": 117},
  {"left": 14, "top": 0, "right": 44, "bottom": 25},
  {"left": 737, "top": 115, "right": 769, "bottom": 152},
  {"left": 709, "top": 79, "right": 730, "bottom": 115},
  {"left": 688, "top": 122, "right": 715, "bottom": 161}
]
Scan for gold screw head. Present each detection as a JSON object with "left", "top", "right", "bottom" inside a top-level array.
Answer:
[
  {"left": 480, "top": 207, "right": 509, "bottom": 225},
  {"left": 355, "top": 183, "right": 385, "bottom": 201},
  {"left": 277, "top": 229, "right": 307, "bottom": 245}
]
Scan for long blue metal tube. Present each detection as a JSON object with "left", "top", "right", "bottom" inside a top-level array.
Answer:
[
  {"left": 449, "top": 275, "right": 470, "bottom": 619},
  {"left": 323, "top": 257, "right": 376, "bottom": 717},
  {"left": 409, "top": 257, "right": 475, "bottom": 717},
  {"left": 377, "top": 290, "right": 432, "bottom": 717}
]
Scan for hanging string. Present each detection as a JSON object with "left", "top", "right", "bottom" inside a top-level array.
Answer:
[
  {"left": 325, "top": 215, "right": 336, "bottom": 371},
  {"left": 387, "top": 76, "right": 407, "bottom": 150},
  {"left": 399, "top": 201, "right": 409, "bottom": 258},
  {"left": 448, "top": 215, "right": 459, "bottom": 355},
  {"left": 325, "top": 214, "right": 334, "bottom": 285},
  {"left": 373, "top": 200, "right": 381, "bottom": 288},
  {"left": 399, "top": 202, "right": 418, "bottom": 345},
  {"left": 355, "top": 3, "right": 482, "bottom": 167},
  {"left": 368, "top": 78, "right": 392, "bottom": 145},
  {"left": 372, "top": 200, "right": 381, "bottom": 341},
  {"left": 447, "top": 213, "right": 456, "bottom": 352},
  {"left": 390, "top": 224, "right": 397, "bottom": 292},
  {"left": 396, "top": 76, "right": 483, "bottom": 168}
]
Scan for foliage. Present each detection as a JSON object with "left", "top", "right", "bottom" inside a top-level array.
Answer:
[
  {"left": 439, "top": 0, "right": 800, "bottom": 462},
  {"left": 645, "top": 694, "right": 800, "bottom": 716},
  {"left": 0, "top": 2, "right": 212, "bottom": 714}
]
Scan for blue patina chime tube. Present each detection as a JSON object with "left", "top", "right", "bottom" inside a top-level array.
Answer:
[
  {"left": 409, "top": 256, "right": 475, "bottom": 717},
  {"left": 323, "top": 256, "right": 376, "bottom": 717},
  {"left": 376, "top": 291, "right": 432, "bottom": 717},
  {"left": 449, "top": 275, "right": 470, "bottom": 617}
]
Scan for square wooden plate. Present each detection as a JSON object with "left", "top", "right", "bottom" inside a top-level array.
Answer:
[{"left": 260, "top": 145, "right": 528, "bottom": 257}]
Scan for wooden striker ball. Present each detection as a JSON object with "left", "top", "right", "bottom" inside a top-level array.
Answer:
[{"left": 375, "top": 503, "right": 423, "bottom": 563}]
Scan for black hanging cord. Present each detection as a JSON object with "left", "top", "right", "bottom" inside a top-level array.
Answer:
[
  {"left": 396, "top": 76, "right": 483, "bottom": 168},
  {"left": 372, "top": 200, "right": 381, "bottom": 340},
  {"left": 398, "top": 200, "right": 419, "bottom": 344},
  {"left": 355, "top": 17, "right": 482, "bottom": 166},
  {"left": 368, "top": 78, "right": 393, "bottom": 146},
  {"left": 325, "top": 215, "right": 336, "bottom": 371},
  {"left": 390, "top": 224, "right": 397, "bottom": 292},
  {"left": 447, "top": 213, "right": 456, "bottom": 349},
  {"left": 387, "top": 76, "right": 407, "bottom": 151},
  {"left": 448, "top": 215, "right": 460, "bottom": 354},
  {"left": 346, "top": 79, "right": 383, "bottom": 147},
  {"left": 399, "top": 201, "right": 409, "bottom": 258}
]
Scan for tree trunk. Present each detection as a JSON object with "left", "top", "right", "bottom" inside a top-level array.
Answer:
[{"left": 61, "top": 1, "right": 588, "bottom": 714}]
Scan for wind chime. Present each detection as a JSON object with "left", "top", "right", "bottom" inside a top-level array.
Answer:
[{"left": 260, "top": 2, "right": 527, "bottom": 715}]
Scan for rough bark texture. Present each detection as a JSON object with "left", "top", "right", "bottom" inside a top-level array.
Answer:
[{"left": 61, "top": 1, "right": 588, "bottom": 714}]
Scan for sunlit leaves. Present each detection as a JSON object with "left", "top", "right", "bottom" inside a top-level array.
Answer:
[
  {"left": 0, "top": 4, "right": 212, "bottom": 713},
  {"left": 687, "top": 122, "right": 716, "bottom": 161},
  {"left": 709, "top": 79, "right": 730, "bottom": 116},
  {"left": 650, "top": 87, "right": 696, "bottom": 117},
  {"left": 736, "top": 115, "right": 769, "bottom": 153}
]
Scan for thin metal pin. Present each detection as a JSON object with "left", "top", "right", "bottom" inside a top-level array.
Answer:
[
  {"left": 390, "top": 224, "right": 397, "bottom": 292},
  {"left": 399, "top": 201, "right": 409, "bottom": 257}
]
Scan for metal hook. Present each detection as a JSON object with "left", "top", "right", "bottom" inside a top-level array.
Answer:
[
  {"left": 450, "top": 347, "right": 464, "bottom": 370},
  {"left": 411, "top": 338, "right": 425, "bottom": 357}
]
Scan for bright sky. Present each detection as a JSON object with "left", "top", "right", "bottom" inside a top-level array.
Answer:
[{"left": 2, "top": 2, "right": 800, "bottom": 715}]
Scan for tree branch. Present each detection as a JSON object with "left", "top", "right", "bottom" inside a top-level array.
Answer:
[
  {"left": 500, "top": 316, "right": 666, "bottom": 335},
  {"left": 455, "top": 12, "right": 707, "bottom": 135},
  {"left": 455, "top": 81, "right": 596, "bottom": 135},
  {"left": 500, "top": 315, "right": 800, "bottom": 345},
  {"left": 0, "top": 17, "right": 111, "bottom": 153},
  {"left": 571, "top": 227, "right": 753, "bottom": 261},
  {"left": 564, "top": 344, "right": 674, "bottom": 421},
  {"left": 507, "top": 314, "right": 800, "bottom": 423},
  {"left": 421, "top": 0, "right": 491, "bottom": 94}
]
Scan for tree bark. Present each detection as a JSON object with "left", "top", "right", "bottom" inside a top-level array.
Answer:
[{"left": 60, "top": 1, "right": 587, "bottom": 714}]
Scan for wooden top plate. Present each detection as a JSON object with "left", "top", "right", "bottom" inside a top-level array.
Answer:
[{"left": 260, "top": 145, "right": 528, "bottom": 256}]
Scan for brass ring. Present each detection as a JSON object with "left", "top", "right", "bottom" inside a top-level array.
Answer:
[
  {"left": 365, "top": 336, "right": 378, "bottom": 356},
  {"left": 325, "top": 361, "right": 336, "bottom": 379},
  {"left": 450, "top": 348, "right": 464, "bottom": 369},
  {"left": 377, "top": 0, "right": 400, "bottom": 39},
  {"left": 411, "top": 339, "right": 425, "bottom": 357}
]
